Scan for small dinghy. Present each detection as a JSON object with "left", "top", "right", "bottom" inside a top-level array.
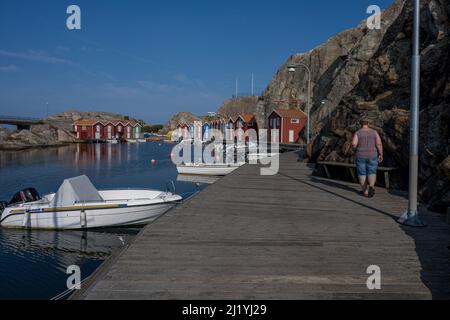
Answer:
[
  {"left": 176, "top": 162, "right": 244, "bottom": 176},
  {"left": 0, "top": 175, "right": 182, "bottom": 230}
]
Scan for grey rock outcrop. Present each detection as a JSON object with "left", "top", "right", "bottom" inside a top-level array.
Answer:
[
  {"left": 0, "top": 110, "right": 143, "bottom": 150},
  {"left": 162, "top": 112, "right": 201, "bottom": 133},
  {"left": 217, "top": 97, "right": 259, "bottom": 119},
  {"left": 258, "top": 0, "right": 449, "bottom": 212}
]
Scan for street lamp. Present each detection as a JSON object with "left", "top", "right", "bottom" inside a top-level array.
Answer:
[
  {"left": 398, "top": 0, "right": 426, "bottom": 227},
  {"left": 287, "top": 62, "right": 312, "bottom": 144}
]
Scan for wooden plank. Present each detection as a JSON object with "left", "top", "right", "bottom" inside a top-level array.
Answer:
[{"left": 74, "top": 152, "right": 450, "bottom": 300}]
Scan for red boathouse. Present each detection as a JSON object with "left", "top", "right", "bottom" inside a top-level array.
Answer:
[{"left": 268, "top": 109, "right": 307, "bottom": 144}]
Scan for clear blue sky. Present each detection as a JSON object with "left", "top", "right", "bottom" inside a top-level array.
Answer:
[{"left": 0, "top": 0, "right": 394, "bottom": 123}]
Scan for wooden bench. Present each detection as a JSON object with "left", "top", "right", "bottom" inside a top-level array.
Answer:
[{"left": 317, "top": 161, "right": 397, "bottom": 189}]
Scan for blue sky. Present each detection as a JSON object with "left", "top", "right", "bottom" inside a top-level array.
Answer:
[{"left": 0, "top": 0, "right": 394, "bottom": 123}]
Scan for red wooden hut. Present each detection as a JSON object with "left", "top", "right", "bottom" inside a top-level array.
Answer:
[
  {"left": 74, "top": 120, "right": 106, "bottom": 140},
  {"left": 268, "top": 109, "right": 307, "bottom": 144}
]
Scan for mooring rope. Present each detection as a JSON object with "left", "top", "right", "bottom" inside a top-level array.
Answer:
[{"left": 50, "top": 275, "right": 92, "bottom": 300}]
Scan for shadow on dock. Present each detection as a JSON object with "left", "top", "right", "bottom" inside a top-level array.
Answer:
[
  {"left": 280, "top": 167, "right": 450, "bottom": 299},
  {"left": 278, "top": 171, "right": 398, "bottom": 221},
  {"left": 400, "top": 217, "right": 450, "bottom": 299}
]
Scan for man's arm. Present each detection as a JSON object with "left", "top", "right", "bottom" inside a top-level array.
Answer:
[
  {"left": 375, "top": 131, "right": 383, "bottom": 162},
  {"left": 352, "top": 132, "right": 359, "bottom": 150}
]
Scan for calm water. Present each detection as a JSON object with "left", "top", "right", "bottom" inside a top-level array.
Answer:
[{"left": 0, "top": 142, "right": 206, "bottom": 299}]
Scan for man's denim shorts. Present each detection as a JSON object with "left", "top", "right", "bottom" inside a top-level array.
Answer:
[{"left": 356, "top": 157, "right": 378, "bottom": 177}]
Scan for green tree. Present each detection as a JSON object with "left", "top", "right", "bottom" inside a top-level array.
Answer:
[{"left": 143, "top": 124, "right": 164, "bottom": 133}]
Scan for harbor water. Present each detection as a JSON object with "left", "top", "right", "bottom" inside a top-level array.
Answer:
[{"left": 0, "top": 142, "right": 207, "bottom": 299}]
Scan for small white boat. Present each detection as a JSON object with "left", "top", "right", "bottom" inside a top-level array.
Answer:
[
  {"left": 0, "top": 175, "right": 182, "bottom": 230},
  {"left": 176, "top": 174, "right": 219, "bottom": 185},
  {"left": 247, "top": 152, "right": 280, "bottom": 162},
  {"left": 176, "top": 162, "right": 244, "bottom": 176}
]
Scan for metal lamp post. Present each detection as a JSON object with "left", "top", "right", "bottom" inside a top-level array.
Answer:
[
  {"left": 398, "top": 0, "right": 426, "bottom": 227},
  {"left": 287, "top": 63, "right": 311, "bottom": 144}
]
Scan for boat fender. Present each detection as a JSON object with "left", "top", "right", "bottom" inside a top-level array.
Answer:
[
  {"left": 80, "top": 209, "right": 87, "bottom": 229},
  {"left": 22, "top": 211, "right": 30, "bottom": 228}
]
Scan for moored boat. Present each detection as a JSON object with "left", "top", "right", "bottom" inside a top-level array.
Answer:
[
  {"left": 176, "top": 162, "right": 244, "bottom": 176},
  {"left": 0, "top": 175, "right": 182, "bottom": 230}
]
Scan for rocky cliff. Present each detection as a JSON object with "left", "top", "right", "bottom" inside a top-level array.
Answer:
[
  {"left": 217, "top": 97, "right": 259, "bottom": 119},
  {"left": 257, "top": 0, "right": 449, "bottom": 212},
  {"left": 162, "top": 112, "right": 201, "bottom": 134},
  {"left": 0, "top": 111, "right": 143, "bottom": 150}
]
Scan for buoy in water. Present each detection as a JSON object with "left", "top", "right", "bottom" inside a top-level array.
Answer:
[{"left": 150, "top": 159, "right": 157, "bottom": 165}]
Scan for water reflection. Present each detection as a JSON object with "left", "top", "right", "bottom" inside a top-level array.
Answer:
[{"left": 0, "top": 227, "right": 139, "bottom": 300}]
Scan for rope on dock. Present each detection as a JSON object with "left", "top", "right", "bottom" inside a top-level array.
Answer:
[{"left": 50, "top": 275, "right": 92, "bottom": 300}]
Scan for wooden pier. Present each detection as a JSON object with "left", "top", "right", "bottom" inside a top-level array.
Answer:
[{"left": 75, "top": 152, "right": 450, "bottom": 300}]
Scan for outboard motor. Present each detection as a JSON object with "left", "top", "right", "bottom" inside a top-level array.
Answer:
[{"left": 8, "top": 188, "right": 41, "bottom": 206}]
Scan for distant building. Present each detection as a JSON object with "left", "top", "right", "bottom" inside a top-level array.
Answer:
[
  {"left": 202, "top": 122, "right": 211, "bottom": 141},
  {"left": 268, "top": 109, "right": 307, "bottom": 144},
  {"left": 235, "top": 114, "right": 258, "bottom": 142},
  {"left": 74, "top": 120, "right": 102, "bottom": 140},
  {"left": 73, "top": 120, "right": 142, "bottom": 141},
  {"left": 227, "top": 117, "right": 236, "bottom": 141},
  {"left": 188, "top": 123, "right": 195, "bottom": 140},
  {"left": 193, "top": 120, "right": 203, "bottom": 143}
]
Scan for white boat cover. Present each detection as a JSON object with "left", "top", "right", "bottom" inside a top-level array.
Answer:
[{"left": 51, "top": 175, "right": 103, "bottom": 207}]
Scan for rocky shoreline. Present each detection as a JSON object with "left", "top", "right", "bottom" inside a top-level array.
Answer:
[{"left": 0, "top": 111, "right": 144, "bottom": 150}]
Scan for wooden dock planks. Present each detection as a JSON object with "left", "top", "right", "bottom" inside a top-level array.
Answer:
[{"left": 76, "top": 152, "right": 450, "bottom": 300}]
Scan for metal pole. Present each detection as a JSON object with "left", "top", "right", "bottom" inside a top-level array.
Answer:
[
  {"left": 251, "top": 73, "right": 254, "bottom": 96},
  {"left": 288, "top": 62, "right": 312, "bottom": 144},
  {"left": 307, "top": 70, "right": 311, "bottom": 145},
  {"left": 398, "top": 0, "right": 426, "bottom": 227}
]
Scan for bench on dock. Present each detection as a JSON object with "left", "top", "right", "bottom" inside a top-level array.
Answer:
[{"left": 317, "top": 161, "right": 397, "bottom": 189}]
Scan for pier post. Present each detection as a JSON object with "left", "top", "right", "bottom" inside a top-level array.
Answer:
[{"left": 398, "top": 0, "right": 426, "bottom": 227}]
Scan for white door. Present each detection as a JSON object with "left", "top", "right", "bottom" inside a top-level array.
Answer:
[
  {"left": 108, "top": 126, "right": 112, "bottom": 139},
  {"left": 135, "top": 127, "right": 140, "bottom": 139},
  {"left": 95, "top": 125, "right": 100, "bottom": 139},
  {"left": 289, "top": 130, "right": 294, "bottom": 143},
  {"left": 127, "top": 127, "right": 131, "bottom": 139}
]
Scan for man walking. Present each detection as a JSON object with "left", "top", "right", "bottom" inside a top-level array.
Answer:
[{"left": 352, "top": 119, "right": 383, "bottom": 198}]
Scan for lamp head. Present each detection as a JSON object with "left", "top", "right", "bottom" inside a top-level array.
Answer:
[{"left": 287, "top": 65, "right": 297, "bottom": 73}]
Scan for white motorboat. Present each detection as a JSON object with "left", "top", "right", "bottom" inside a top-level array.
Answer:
[
  {"left": 176, "top": 162, "right": 244, "bottom": 176},
  {"left": 0, "top": 175, "right": 182, "bottom": 230},
  {"left": 247, "top": 152, "right": 280, "bottom": 162},
  {"left": 176, "top": 174, "right": 219, "bottom": 185}
]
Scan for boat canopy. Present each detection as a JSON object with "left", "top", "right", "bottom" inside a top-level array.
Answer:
[{"left": 51, "top": 175, "right": 103, "bottom": 207}]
